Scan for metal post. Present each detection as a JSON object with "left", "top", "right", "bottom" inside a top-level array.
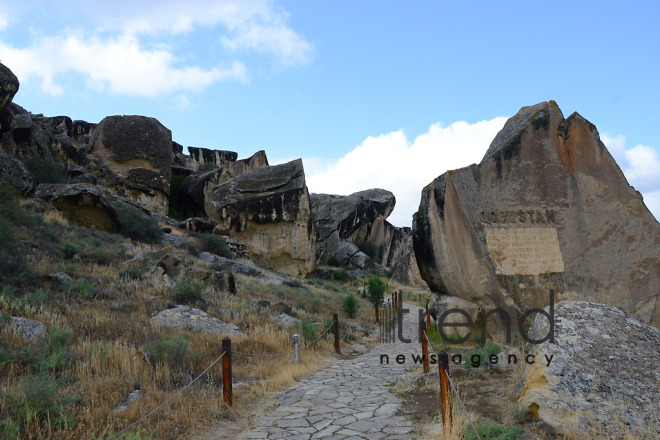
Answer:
[
  {"left": 333, "top": 313, "right": 340, "bottom": 354},
  {"left": 222, "top": 337, "right": 232, "bottom": 407},
  {"left": 439, "top": 351, "right": 452, "bottom": 426},
  {"left": 375, "top": 299, "right": 379, "bottom": 324},
  {"left": 293, "top": 334, "right": 301, "bottom": 363},
  {"left": 422, "top": 322, "right": 429, "bottom": 374},
  {"left": 394, "top": 293, "right": 398, "bottom": 311}
]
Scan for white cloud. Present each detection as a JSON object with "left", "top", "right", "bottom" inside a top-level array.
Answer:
[
  {"left": 305, "top": 118, "right": 508, "bottom": 227},
  {"left": 0, "top": 34, "right": 247, "bottom": 97},
  {"left": 0, "top": 0, "right": 310, "bottom": 96}
]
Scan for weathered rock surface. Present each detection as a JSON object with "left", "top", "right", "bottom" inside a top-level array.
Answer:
[
  {"left": 198, "top": 252, "right": 296, "bottom": 286},
  {"left": 128, "top": 247, "right": 183, "bottom": 277},
  {"left": 0, "top": 63, "right": 19, "bottom": 113},
  {"left": 152, "top": 305, "right": 244, "bottom": 336},
  {"left": 188, "top": 147, "right": 237, "bottom": 167},
  {"left": 0, "top": 151, "right": 34, "bottom": 194},
  {"left": 515, "top": 301, "right": 660, "bottom": 437},
  {"left": 179, "top": 217, "right": 215, "bottom": 233},
  {"left": 206, "top": 159, "right": 316, "bottom": 277},
  {"left": 8, "top": 317, "right": 47, "bottom": 342},
  {"left": 272, "top": 314, "right": 300, "bottom": 328},
  {"left": 177, "top": 150, "right": 268, "bottom": 218},
  {"left": 206, "top": 270, "right": 237, "bottom": 294},
  {"left": 1, "top": 103, "right": 53, "bottom": 159},
  {"left": 88, "top": 115, "right": 173, "bottom": 214},
  {"left": 413, "top": 101, "right": 660, "bottom": 330},
  {"left": 390, "top": 235, "right": 427, "bottom": 287},
  {"left": 311, "top": 189, "right": 410, "bottom": 269},
  {"left": 35, "top": 183, "right": 120, "bottom": 232},
  {"left": 428, "top": 295, "right": 481, "bottom": 338}
]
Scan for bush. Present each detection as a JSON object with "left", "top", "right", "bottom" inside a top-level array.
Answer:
[
  {"left": 198, "top": 233, "right": 231, "bottom": 258},
  {"left": 71, "top": 278, "right": 95, "bottom": 298},
  {"left": 115, "top": 205, "right": 163, "bottom": 244},
  {"left": 356, "top": 240, "right": 377, "bottom": 260},
  {"left": 119, "top": 268, "right": 143, "bottom": 280},
  {"left": 23, "top": 156, "right": 67, "bottom": 185},
  {"left": 172, "top": 278, "right": 206, "bottom": 306},
  {"left": 366, "top": 277, "right": 386, "bottom": 307},
  {"left": 327, "top": 257, "right": 341, "bottom": 267},
  {"left": 341, "top": 294, "right": 360, "bottom": 319},
  {"left": 332, "top": 270, "right": 349, "bottom": 282},
  {"left": 464, "top": 339, "right": 503, "bottom": 369},
  {"left": 299, "top": 318, "right": 317, "bottom": 344},
  {"left": 465, "top": 422, "right": 522, "bottom": 440},
  {"left": 142, "top": 334, "right": 191, "bottom": 372},
  {"left": 168, "top": 175, "right": 186, "bottom": 221},
  {"left": 310, "top": 298, "right": 322, "bottom": 314},
  {"left": 198, "top": 162, "right": 218, "bottom": 172},
  {"left": 0, "top": 185, "right": 28, "bottom": 283}
]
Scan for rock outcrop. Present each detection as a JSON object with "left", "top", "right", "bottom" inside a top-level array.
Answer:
[
  {"left": 152, "top": 305, "right": 244, "bottom": 336},
  {"left": 515, "top": 301, "right": 660, "bottom": 437},
  {"left": 311, "top": 189, "right": 409, "bottom": 269},
  {"left": 390, "top": 235, "right": 427, "bottom": 287},
  {"left": 206, "top": 159, "right": 316, "bottom": 277},
  {"left": 188, "top": 147, "right": 237, "bottom": 168},
  {"left": 0, "top": 63, "right": 19, "bottom": 113},
  {"left": 413, "top": 101, "right": 660, "bottom": 330},
  {"left": 176, "top": 150, "right": 268, "bottom": 219},
  {"left": 0, "top": 151, "right": 34, "bottom": 194},
  {"left": 88, "top": 115, "right": 173, "bottom": 214},
  {"left": 35, "top": 183, "right": 120, "bottom": 232}
]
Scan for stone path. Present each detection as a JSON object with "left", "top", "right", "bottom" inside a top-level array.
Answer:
[{"left": 244, "top": 304, "right": 425, "bottom": 440}]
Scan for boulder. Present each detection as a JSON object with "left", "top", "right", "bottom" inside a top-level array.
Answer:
[
  {"left": 272, "top": 302, "right": 293, "bottom": 315},
  {"left": 413, "top": 101, "right": 660, "bottom": 330},
  {"left": 1, "top": 104, "right": 53, "bottom": 160},
  {"left": 0, "top": 63, "right": 19, "bottom": 113},
  {"left": 8, "top": 317, "right": 47, "bottom": 342},
  {"left": 390, "top": 235, "right": 427, "bottom": 287},
  {"left": 152, "top": 305, "right": 244, "bottom": 336},
  {"left": 206, "top": 159, "right": 316, "bottom": 277},
  {"left": 71, "top": 120, "right": 96, "bottom": 142},
  {"left": 0, "top": 151, "right": 34, "bottom": 194},
  {"left": 272, "top": 314, "right": 300, "bottom": 328},
  {"left": 35, "top": 183, "right": 120, "bottom": 232},
  {"left": 311, "top": 189, "right": 407, "bottom": 268},
  {"left": 128, "top": 247, "right": 183, "bottom": 277},
  {"left": 318, "top": 230, "right": 370, "bottom": 268},
  {"left": 206, "top": 270, "right": 237, "bottom": 294},
  {"left": 212, "top": 307, "right": 245, "bottom": 323},
  {"left": 428, "top": 295, "right": 482, "bottom": 338},
  {"left": 88, "top": 115, "right": 173, "bottom": 214},
  {"left": 515, "top": 301, "right": 660, "bottom": 437},
  {"left": 177, "top": 150, "right": 268, "bottom": 218},
  {"left": 198, "top": 251, "right": 296, "bottom": 286},
  {"left": 188, "top": 147, "right": 238, "bottom": 167},
  {"left": 179, "top": 217, "right": 215, "bottom": 233}
]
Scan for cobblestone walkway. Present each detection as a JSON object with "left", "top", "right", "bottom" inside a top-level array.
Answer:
[{"left": 244, "top": 305, "right": 424, "bottom": 440}]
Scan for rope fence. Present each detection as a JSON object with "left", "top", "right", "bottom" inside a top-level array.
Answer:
[{"left": 106, "top": 315, "right": 340, "bottom": 439}]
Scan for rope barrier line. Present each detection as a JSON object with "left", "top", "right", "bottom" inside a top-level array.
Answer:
[
  {"left": 423, "top": 330, "right": 482, "bottom": 440},
  {"left": 107, "top": 351, "right": 227, "bottom": 440}
]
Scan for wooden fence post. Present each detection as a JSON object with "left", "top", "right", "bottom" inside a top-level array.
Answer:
[
  {"left": 394, "top": 292, "right": 398, "bottom": 311},
  {"left": 421, "top": 322, "right": 429, "bottom": 374},
  {"left": 222, "top": 337, "right": 232, "bottom": 407},
  {"left": 333, "top": 312, "right": 340, "bottom": 354},
  {"left": 419, "top": 293, "right": 422, "bottom": 304},
  {"left": 439, "top": 351, "right": 451, "bottom": 426}
]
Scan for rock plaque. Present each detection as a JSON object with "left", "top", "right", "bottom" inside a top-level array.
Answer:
[{"left": 485, "top": 227, "right": 564, "bottom": 275}]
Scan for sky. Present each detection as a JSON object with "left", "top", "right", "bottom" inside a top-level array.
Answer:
[{"left": 0, "top": 1, "right": 659, "bottom": 226}]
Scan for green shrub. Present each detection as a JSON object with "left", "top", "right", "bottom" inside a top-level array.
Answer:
[
  {"left": 115, "top": 205, "right": 163, "bottom": 244},
  {"left": 172, "top": 278, "right": 206, "bottom": 305},
  {"left": 332, "top": 270, "right": 349, "bottom": 282},
  {"left": 327, "top": 257, "right": 341, "bottom": 267},
  {"left": 310, "top": 298, "right": 322, "bottom": 314},
  {"left": 4, "top": 374, "right": 76, "bottom": 430},
  {"left": 366, "top": 277, "right": 386, "bottom": 306},
  {"left": 299, "top": 318, "right": 316, "bottom": 343},
  {"left": 465, "top": 422, "right": 522, "bottom": 440},
  {"left": 168, "top": 175, "right": 186, "bottom": 221},
  {"left": 341, "top": 294, "right": 360, "bottom": 319},
  {"left": 356, "top": 240, "right": 377, "bottom": 260},
  {"left": 0, "top": 185, "right": 28, "bottom": 283},
  {"left": 198, "top": 233, "right": 231, "bottom": 258},
  {"left": 142, "top": 334, "right": 191, "bottom": 372},
  {"left": 23, "top": 156, "right": 67, "bottom": 185},
  {"left": 464, "top": 339, "right": 503, "bottom": 369},
  {"left": 71, "top": 278, "right": 95, "bottom": 298},
  {"left": 119, "top": 268, "right": 143, "bottom": 280},
  {"left": 16, "top": 327, "right": 73, "bottom": 374}
]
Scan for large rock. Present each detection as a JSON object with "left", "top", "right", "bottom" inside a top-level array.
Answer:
[
  {"left": 35, "top": 183, "right": 120, "bottom": 232},
  {"left": 8, "top": 317, "right": 47, "bottom": 342},
  {"left": 413, "top": 101, "right": 660, "bottom": 330},
  {"left": 390, "top": 235, "right": 427, "bottom": 287},
  {"left": 0, "top": 151, "right": 34, "bottom": 194},
  {"left": 0, "top": 63, "right": 19, "bottom": 113},
  {"left": 152, "top": 305, "right": 244, "bottom": 336},
  {"left": 1, "top": 104, "right": 53, "bottom": 160},
  {"left": 88, "top": 115, "right": 172, "bottom": 214},
  {"left": 198, "top": 251, "right": 296, "bottom": 286},
  {"left": 188, "top": 147, "right": 238, "bottom": 167},
  {"left": 177, "top": 150, "right": 268, "bottom": 218},
  {"left": 515, "top": 301, "right": 660, "bottom": 437},
  {"left": 311, "top": 189, "right": 407, "bottom": 268},
  {"left": 206, "top": 159, "right": 316, "bottom": 277}
]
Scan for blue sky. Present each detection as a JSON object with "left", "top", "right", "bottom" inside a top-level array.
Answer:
[{"left": 1, "top": 1, "right": 659, "bottom": 226}]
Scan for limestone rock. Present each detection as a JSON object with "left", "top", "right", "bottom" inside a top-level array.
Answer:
[
  {"left": 206, "top": 159, "right": 316, "bottom": 277},
  {"left": 152, "top": 305, "right": 244, "bottom": 336},
  {"left": 206, "top": 270, "right": 237, "bottom": 294},
  {"left": 413, "top": 101, "right": 660, "bottom": 330},
  {"left": 515, "top": 301, "right": 660, "bottom": 437},
  {"left": 272, "top": 314, "right": 300, "bottom": 328},
  {"left": 35, "top": 183, "right": 120, "bottom": 232},
  {"left": 390, "top": 235, "right": 427, "bottom": 287},
  {"left": 8, "top": 317, "right": 47, "bottom": 342},
  {"left": 212, "top": 307, "right": 244, "bottom": 324},
  {"left": 88, "top": 115, "right": 173, "bottom": 214},
  {"left": 129, "top": 247, "right": 182, "bottom": 277},
  {"left": 198, "top": 252, "right": 296, "bottom": 286},
  {"left": 428, "top": 295, "right": 482, "bottom": 338},
  {"left": 177, "top": 150, "right": 268, "bottom": 218},
  {"left": 0, "top": 63, "right": 19, "bottom": 113},
  {"left": 272, "top": 302, "right": 293, "bottom": 315},
  {"left": 1, "top": 104, "right": 53, "bottom": 159},
  {"left": 0, "top": 151, "right": 33, "bottom": 194},
  {"left": 188, "top": 147, "right": 237, "bottom": 167},
  {"left": 179, "top": 217, "right": 215, "bottom": 233}
]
